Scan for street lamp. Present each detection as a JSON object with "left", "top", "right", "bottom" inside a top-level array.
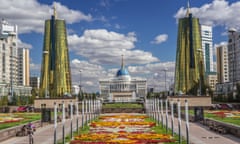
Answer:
[
  {"left": 228, "top": 28, "right": 237, "bottom": 99},
  {"left": 162, "top": 69, "right": 168, "bottom": 96},
  {"left": 43, "top": 51, "right": 49, "bottom": 98},
  {"left": 79, "top": 70, "right": 82, "bottom": 98}
]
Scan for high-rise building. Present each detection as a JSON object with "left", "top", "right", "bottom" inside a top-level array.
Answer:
[
  {"left": 18, "top": 47, "right": 30, "bottom": 86},
  {"left": 174, "top": 3, "right": 205, "bottom": 94},
  {"left": 201, "top": 25, "right": 214, "bottom": 73},
  {"left": 228, "top": 28, "right": 240, "bottom": 83},
  {"left": 0, "top": 19, "right": 32, "bottom": 98},
  {"left": 216, "top": 44, "right": 229, "bottom": 83},
  {"left": 40, "top": 6, "right": 72, "bottom": 98},
  {"left": 0, "top": 19, "right": 18, "bottom": 86}
]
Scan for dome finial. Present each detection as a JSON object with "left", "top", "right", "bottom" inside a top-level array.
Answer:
[{"left": 121, "top": 54, "right": 124, "bottom": 68}]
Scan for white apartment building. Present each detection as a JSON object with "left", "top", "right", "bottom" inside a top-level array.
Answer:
[
  {"left": 216, "top": 44, "right": 229, "bottom": 83},
  {"left": 201, "top": 25, "right": 214, "bottom": 73},
  {"left": 0, "top": 19, "right": 18, "bottom": 86},
  {"left": 18, "top": 47, "right": 30, "bottom": 86},
  {"left": 0, "top": 19, "right": 31, "bottom": 98}
]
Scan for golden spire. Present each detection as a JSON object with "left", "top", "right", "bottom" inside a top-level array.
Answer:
[
  {"left": 53, "top": 3, "right": 57, "bottom": 18},
  {"left": 186, "top": 0, "right": 191, "bottom": 17}
]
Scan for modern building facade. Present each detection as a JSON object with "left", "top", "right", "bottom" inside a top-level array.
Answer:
[
  {"left": 174, "top": 4, "right": 205, "bottom": 94},
  {"left": 216, "top": 44, "right": 229, "bottom": 83},
  {"left": 228, "top": 28, "right": 240, "bottom": 83},
  {"left": 0, "top": 19, "right": 31, "bottom": 98},
  {"left": 99, "top": 56, "right": 147, "bottom": 102},
  {"left": 206, "top": 72, "right": 218, "bottom": 91},
  {"left": 201, "top": 25, "right": 214, "bottom": 73},
  {"left": 18, "top": 47, "right": 30, "bottom": 86},
  {"left": 40, "top": 7, "right": 72, "bottom": 98},
  {"left": 30, "top": 76, "right": 40, "bottom": 89}
]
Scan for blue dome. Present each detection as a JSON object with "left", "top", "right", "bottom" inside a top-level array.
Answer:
[{"left": 116, "top": 68, "right": 129, "bottom": 77}]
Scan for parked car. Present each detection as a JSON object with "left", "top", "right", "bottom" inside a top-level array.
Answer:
[
  {"left": 17, "top": 106, "right": 34, "bottom": 112},
  {"left": 17, "top": 106, "right": 28, "bottom": 112}
]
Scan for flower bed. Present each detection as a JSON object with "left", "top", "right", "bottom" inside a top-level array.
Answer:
[
  {"left": 0, "top": 114, "right": 23, "bottom": 124},
  {"left": 71, "top": 114, "right": 175, "bottom": 144}
]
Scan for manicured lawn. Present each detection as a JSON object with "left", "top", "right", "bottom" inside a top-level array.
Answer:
[
  {"left": 187, "top": 110, "right": 240, "bottom": 126},
  {"left": 0, "top": 113, "right": 41, "bottom": 130},
  {"left": 102, "top": 103, "right": 143, "bottom": 108},
  {"left": 204, "top": 112, "right": 240, "bottom": 126}
]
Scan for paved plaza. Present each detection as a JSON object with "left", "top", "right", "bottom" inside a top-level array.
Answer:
[{"left": 1, "top": 113, "right": 240, "bottom": 144}]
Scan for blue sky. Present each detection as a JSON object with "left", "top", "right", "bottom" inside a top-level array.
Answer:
[{"left": 1, "top": 0, "right": 240, "bottom": 92}]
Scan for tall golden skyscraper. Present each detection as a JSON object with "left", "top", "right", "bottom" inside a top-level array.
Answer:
[
  {"left": 174, "top": 3, "right": 205, "bottom": 95},
  {"left": 40, "top": 6, "right": 72, "bottom": 98}
]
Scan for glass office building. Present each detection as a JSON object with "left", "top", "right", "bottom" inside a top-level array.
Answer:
[
  {"left": 174, "top": 6, "right": 205, "bottom": 94},
  {"left": 40, "top": 8, "right": 72, "bottom": 98}
]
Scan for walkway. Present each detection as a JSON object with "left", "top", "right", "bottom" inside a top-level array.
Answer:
[
  {"left": 1, "top": 113, "right": 240, "bottom": 144},
  {"left": 163, "top": 113, "right": 240, "bottom": 144},
  {"left": 1, "top": 115, "right": 83, "bottom": 144}
]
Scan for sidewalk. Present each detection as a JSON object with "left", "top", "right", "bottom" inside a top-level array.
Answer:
[
  {"left": 161, "top": 113, "right": 240, "bottom": 144},
  {"left": 1, "top": 115, "right": 83, "bottom": 144}
]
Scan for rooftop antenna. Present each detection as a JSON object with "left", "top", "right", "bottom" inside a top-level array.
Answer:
[
  {"left": 53, "top": 3, "right": 57, "bottom": 18},
  {"left": 186, "top": 0, "right": 191, "bottom": 17}
]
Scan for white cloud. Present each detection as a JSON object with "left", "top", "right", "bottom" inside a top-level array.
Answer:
[
  {"left": 68, "top": 29, "right": 159, "bottom": 65},
  {"left": 29, "top": 63, "right": 41, "bottom": 75},
  {"left": 175, "top": 0, "right": 240, "bottom": 30},
  {"left": 18, "top": 39, "right": 32, "bottom": 49},
  {"left": 71, "top": 59, "right": 107, "bottom": 92},
  {"left": 0, "top": 0, "right": 92, "bottom": 34},
  {"left": 128, "top": 62, "right": 175, "bottom": 92},
  {"left": 70, "top": 58, "right": 175, "bottom": 92},
  {"left": 151, "top": 34, "right": 168, "bottom": 44}
]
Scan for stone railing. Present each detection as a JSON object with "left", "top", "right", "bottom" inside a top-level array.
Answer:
[{"left": 203, "top": 118, "right": 240, "bottom": 137}]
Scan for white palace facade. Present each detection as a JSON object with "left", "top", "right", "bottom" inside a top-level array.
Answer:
[{"left": 99, "top": 56, "right": 147, "bottom": 102}]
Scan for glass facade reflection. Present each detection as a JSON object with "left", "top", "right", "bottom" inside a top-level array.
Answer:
[
  {"left": 174, "top": 13, "right": 205, "bottom": 94},
  {"left": 40, "top": 14, "right": 72, "bottom": 98}
]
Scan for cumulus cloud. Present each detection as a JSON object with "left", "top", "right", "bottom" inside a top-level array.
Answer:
[
  {"left": 68, "top": 29, "right": 159, "bottom": 65},
  {"left": 71, "top": 59, "right": 107, "bottom": 92},
  {"left": 175, "top": 0, "right": 240, "bottom": 30},
  {"left": 151, "top": 34, "right": 168, "bottom": 44},
  {"left": 128, "top": 62, "right": 175, "bottom": 92},
  {"left": 70, "top": 58, "right": 175, "bottom": 92},
  {"left": 0, "top": 0, "right": 92, "bottom": 34},
  {"left": 18, "top": 39, "right": 32, "bottom": 49}
]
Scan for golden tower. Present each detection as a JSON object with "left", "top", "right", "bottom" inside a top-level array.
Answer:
[{"left": 40, "top": 6, "right": 72, "bottom": 98}]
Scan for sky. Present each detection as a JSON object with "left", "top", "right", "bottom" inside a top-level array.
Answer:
[{"left": 1, "top": 0, "right": 240, "bottom": 92}]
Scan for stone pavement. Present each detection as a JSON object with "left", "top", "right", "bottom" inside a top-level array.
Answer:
[
  {"left": 162, "top": 113, "right": 240, "bottom": 144},
  {"left": 1, "top": 115, "right": 83, "bottom": 144},
  {"left": 1, "top": 113, "right": 240, "bottom": 144}
]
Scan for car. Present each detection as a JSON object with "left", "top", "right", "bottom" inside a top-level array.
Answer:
[{"left": 17, "top": 106, "right": 28, "bottom": 112}]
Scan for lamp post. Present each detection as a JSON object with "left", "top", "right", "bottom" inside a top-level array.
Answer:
[
  {"left": 229, "top": 28, "right": 237, "bottom": 99},
  {"left": 79, "top": 70, "right": 82, "bottom": 99},
  {"left": 162, "top": 69, "right": 168, "bottom": 96},
  {"left": 43, "top": 51, "right": 49, "bottom": 98}
]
